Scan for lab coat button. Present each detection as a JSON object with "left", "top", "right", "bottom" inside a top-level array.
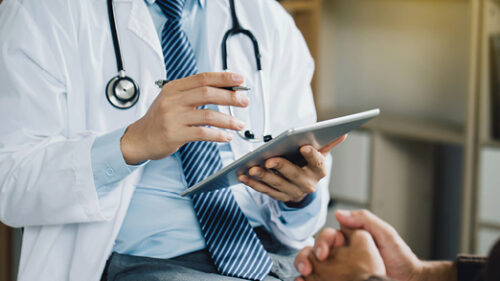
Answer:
[{"left": 106, "top": 167, "right": 115, "bottom": 177}]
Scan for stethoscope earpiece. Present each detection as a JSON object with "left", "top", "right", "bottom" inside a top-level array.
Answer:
[
  {"left": 244, "top": 130, "right": 255, "bottom": 139},
  {"left": 263, "top": 135, "right": 273, "bottom": 143}
]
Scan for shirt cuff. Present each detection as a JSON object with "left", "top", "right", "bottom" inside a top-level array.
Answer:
[
  {"left": 276, "top": 190, "right": 321, "bottom": 224},
  {"left": 90, "top": 127, "right": 139, "bottom": 190},
  {"left": 282, "top": 192, "right": 317, "bottom": 209}
]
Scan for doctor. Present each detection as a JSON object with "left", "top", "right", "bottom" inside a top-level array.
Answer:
[{"left": 0, "top": 0, "right": 339, "bottom": 280}]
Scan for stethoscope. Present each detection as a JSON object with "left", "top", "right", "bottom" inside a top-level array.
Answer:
[
  {"left": 105, "top": 0, "right": 140, "bottom": 109},
  {"left": 222, "top": 0, "right": 272, "bottom": 143},
  {"left": 105, "top": 0, "right": 272, "bottom": 142}
]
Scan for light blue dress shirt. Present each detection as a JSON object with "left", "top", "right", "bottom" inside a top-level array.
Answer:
[{"left": 90, "top": 0, "right": 320, "bottom": 259}]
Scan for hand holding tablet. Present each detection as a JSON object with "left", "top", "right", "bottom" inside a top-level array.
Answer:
[
  {"left": 181, "top": 109, "right": 380, "bottom": 197},
  {"left": 238, "top": 135, "right": 348, "bottom": 203}
]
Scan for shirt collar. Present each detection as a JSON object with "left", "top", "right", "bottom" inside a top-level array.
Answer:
[{"left": 145, "top": 0, "right": 205, "bottom": 9}]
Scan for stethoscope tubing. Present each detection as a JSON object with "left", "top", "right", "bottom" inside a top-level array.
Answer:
[
  {"left": 223, "top": 0, "right": 271, "bottom": 143},
  {"left": 108, "top": 0, "right": 124, "bottom": 73}
]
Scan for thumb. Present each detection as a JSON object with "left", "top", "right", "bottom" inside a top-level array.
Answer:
[{"left": 336, "top": 209, "right": 397, "bottom": 247}]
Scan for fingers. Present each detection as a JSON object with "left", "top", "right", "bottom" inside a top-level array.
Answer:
[
  {"left": 318, "top": 135, "right": 348, "bottom": 155},
  {"left": 264, "top": 158, "right": 316, "bottom": 193},
  {"left": 168, "top": 72, "right": 244, "bottom": 91},
  {"left": 335, "top": 209, "right": 398, "bottom": 247},
  {"left": 186, "top": 109, "right": 245, "bottom": 131},
  {"left": 295, "top": 246, "right": 314, "bottom": 277},
  {"left": 238, "top": 174, "right": 292, "bottom": 202},
  {"left": 181, "top": 86, "right": 249, "bottom": 108},
  {"left": 348, "top": 229, "right": 376, "bottom": 248},
  {"left": 313, "top": 228, "right": 346, "bottom": 261},
  {"left": 247, "top": 166, "right": 307, "bottom": 202},
  {"left": 187, "top": 127, "right": 233, "bottom": 143},
  {"left": 347, "top": 230, "right": 381, "bottom": 257},
  {"left": 300, "top": 146, "right": 327, "bottom": 180}
]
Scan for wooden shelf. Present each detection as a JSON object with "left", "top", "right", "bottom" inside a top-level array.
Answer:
[
  {"left": 478, "top": 221, "right": 500, "bottom": 231},
  {"left": 481, "top": 139, "right": 500, "bottom": 148},
  {"left": 280, "top": 0, "right": 318, "bottom": 13},
  {"left": 279, "top": 0, "right": 321, "bottom": 105},
  {"left": 319, "top": 110, "right": 465, "bottom": 145}
]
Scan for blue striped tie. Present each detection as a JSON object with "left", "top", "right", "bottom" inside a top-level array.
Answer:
[{"left": 157, "top": 1, "right": 273, "bottom": 280}]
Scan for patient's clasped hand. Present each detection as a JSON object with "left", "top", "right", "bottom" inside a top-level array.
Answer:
[{"left": 294, "top": 210, "right": 457, "bottom": 281}]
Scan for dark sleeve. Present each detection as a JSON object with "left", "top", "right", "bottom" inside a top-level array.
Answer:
[
  {"left": 456, "top": 255, "right": 488, "bottom": 281},
  {"left": 456, "top": 239, "right": 500, "bottom": 281},
  {"left": 484, "top": 239, "right": 500, "bottom": 281}
]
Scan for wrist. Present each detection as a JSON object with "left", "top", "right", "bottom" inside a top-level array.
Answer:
[
  {"left": 120, "top": 121, "right": 148, "bottom": 165},
  {"left": 418, "top": 261, "right": 456, "bottom": 281},
  {"left": 284, "top": 191, "right": 317, "bottom": 208}
]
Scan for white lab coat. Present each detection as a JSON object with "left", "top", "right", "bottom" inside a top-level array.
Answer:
[{"left": 0, "top": 0, "right": 331, "bottom": 280}]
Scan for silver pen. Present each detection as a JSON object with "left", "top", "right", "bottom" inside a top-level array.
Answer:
[{"left": 155, "top": 79, "right": 250, "bottom": 91}]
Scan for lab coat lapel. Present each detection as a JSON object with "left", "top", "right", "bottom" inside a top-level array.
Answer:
[
  {"left": 119, "top": 0, "right": 164, "bottom": 65},
  {"left": 204, "top": 0, "right": 228, "bottom": 74}
]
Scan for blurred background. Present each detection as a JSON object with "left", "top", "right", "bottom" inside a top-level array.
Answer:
[{"left": 1, "top": 0, "right": 500, "bottom": 280}]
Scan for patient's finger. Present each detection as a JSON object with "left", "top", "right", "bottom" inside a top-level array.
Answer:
[
  {"left": 313, "top": 228, "right": 346, "bottom": 260},
  {"left": 335, "top": 209, "right": 398, "bottom": 247},
  {"left": 294, "top": 246, "right": 314, "bottom": 276}
]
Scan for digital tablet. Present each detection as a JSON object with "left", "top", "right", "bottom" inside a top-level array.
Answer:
[{"left": 180, "top": 108, "right": 380, "bottom": 196}]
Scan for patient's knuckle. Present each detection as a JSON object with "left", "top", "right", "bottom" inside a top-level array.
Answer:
[
  {"left": 358, "top": 209, "right": 372, "bottom": 218},
  {"left": 353, "top": 230, "right": 371, "bottom": 241}
]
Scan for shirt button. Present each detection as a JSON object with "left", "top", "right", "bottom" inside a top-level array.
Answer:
[{"left": 105, "top": 167, "right": 115, "bottom": 177}]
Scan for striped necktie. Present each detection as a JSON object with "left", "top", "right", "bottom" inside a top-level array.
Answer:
[{"left": 156, "top": 1, "right": 273, "bottom": 280}]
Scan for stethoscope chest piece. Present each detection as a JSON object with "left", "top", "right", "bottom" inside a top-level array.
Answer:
[{"left": 106, "top": 72, "right": 140, "bottom": 109}]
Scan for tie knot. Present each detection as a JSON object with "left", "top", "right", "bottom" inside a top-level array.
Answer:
[{"left": 157, "top": 0, "right": 186, "bottom": 19}]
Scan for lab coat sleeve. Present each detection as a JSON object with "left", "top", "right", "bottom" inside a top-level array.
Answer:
[
  {"left": 249, "top": 2, "right": 331, "bottom": 248},
  {"left": 0, "top": 1, "right": 115, "bottom": 227}
]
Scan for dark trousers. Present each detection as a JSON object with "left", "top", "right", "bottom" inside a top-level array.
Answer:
[{"left": 102, "top": 227, "right": 300, "bottom": 281}]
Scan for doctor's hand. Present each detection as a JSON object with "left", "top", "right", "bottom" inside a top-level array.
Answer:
[
  {"left": 121, "top": 72, "right": 249, "bottom": 165},
  {"left": 238, "top": 135, "right": 347, "bottom": 203}
]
